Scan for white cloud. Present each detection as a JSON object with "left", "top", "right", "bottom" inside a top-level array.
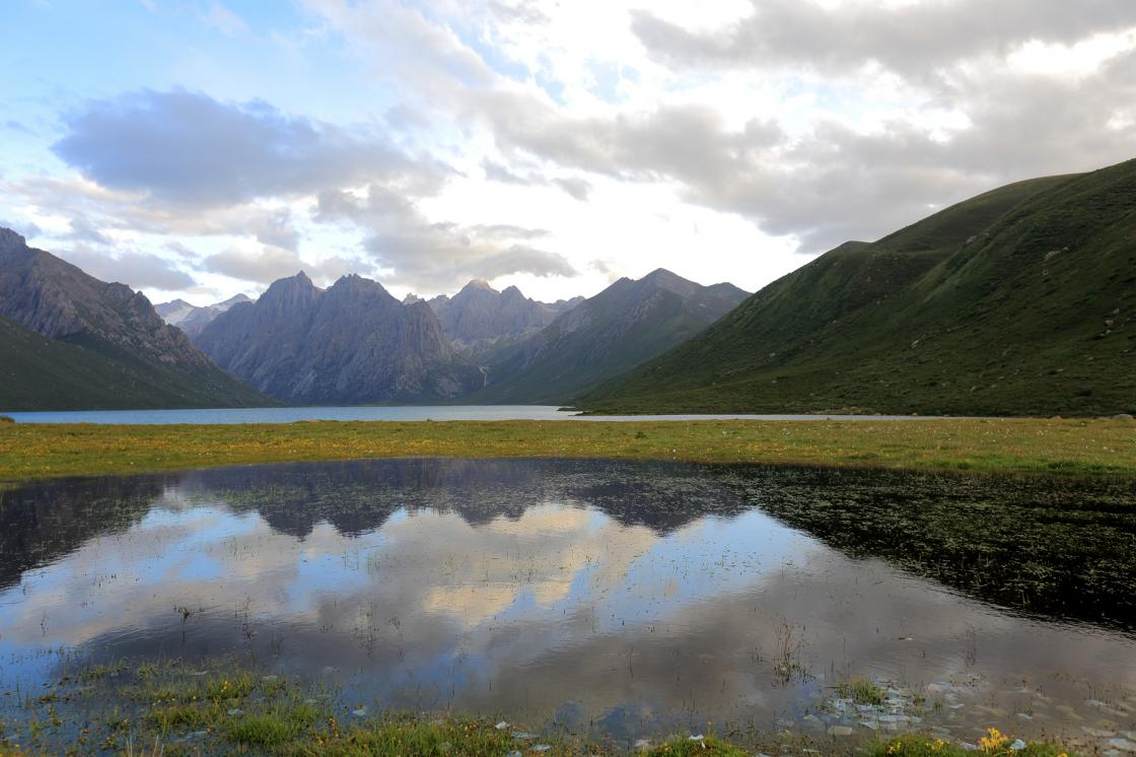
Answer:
[{"left": 5, "top": 0, "right": 1136, "bottom": 303}]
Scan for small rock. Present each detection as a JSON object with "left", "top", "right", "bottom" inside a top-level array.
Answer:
[
  {"left": 860, "top": 720, "right": 879, "bottom": 731},
  {"left": 1085, "top": 727, "right": 1118, "bottom": 738},
  {"left": 1009, "top": 739, "right": 1027, "bottom": 751},
  {"left": 351, "top": 707, "right": 367, "bottom": 718},
  {"left": 633, "top": 739, "right": 651, "bottom": 750},
  {"left": 828, "top": 726, "right": 854, "bottom": 737},
  {"left": 960, "top": 743, "right": 979, "bottom": 752},
  {"left": 227, "top": 707, "right": 243, "bottom": 716},
  {"left": 688, "top": 734, "right": 704, "bottom": 742},
  {"left": 495, "top": 722, "right": 510, "bottom": 730},
  {"left": 512, "top": 732, "right": 537, "bottom": 740},
  {"left": 532, "top": 746, "right": 551, "bottom": 753},
  {"left": 1106, "top": 738, "right": 1136, "bottom": 754}
]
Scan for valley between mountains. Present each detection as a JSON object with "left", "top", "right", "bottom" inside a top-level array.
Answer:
[{"left": 2, "top": 156, "right": 1133, "bottom": 416}]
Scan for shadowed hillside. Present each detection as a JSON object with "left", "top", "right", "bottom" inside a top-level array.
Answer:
[{"left": 582, "top": 159, "right": 1136, "bottom": 416}]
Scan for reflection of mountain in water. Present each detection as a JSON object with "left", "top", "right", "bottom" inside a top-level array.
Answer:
[
  {"left": 2, "top": 459, "right": 1134, "bottom": 629},
  {"left": 172, "top": 459, "right": 755, "bottom": 539},
  {"left": 0, "top": 476, "right": 163, "bottom": 590}
]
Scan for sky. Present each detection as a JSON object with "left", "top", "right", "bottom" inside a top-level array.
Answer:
[{"left": 2, "top": 0, "right": 1135, "bottom": 306}]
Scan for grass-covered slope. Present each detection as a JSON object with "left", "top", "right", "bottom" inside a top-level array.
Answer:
[
  {"left": 582, "top": 160, "right": 1136, "bottom": 416},
  {"left": 0, "top": 315, "right": 267, "bottom": 411},
  {"left": 0, "top": 229, "right": 268, "bottom": 411}
]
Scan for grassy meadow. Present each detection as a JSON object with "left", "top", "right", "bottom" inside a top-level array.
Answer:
[{"left": 0, "top": 417, "right": 1133, "bottom": 483}]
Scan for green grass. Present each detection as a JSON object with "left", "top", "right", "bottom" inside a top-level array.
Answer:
[
  {"left": 836, "top": 677, "right": 886, "bottom": 706},
  {"left": 0, "top": 315, "right": 269, "bottom": 412},
  {"left": 1, "top": 662, "right": 1077, "bottom": 756},
  {"left": 222, "top": 703, "right": 322, "bottom": 748},
  {"left": 1, "top": 418, "right": 1134, "bottom": 484},
  {"left": 582, "top": 158, "right": 1136, "bottom": 417}
]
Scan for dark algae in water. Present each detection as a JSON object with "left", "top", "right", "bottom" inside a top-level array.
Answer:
[{"left": 724, "top": 466, "right": 1136, "bottom": 629}]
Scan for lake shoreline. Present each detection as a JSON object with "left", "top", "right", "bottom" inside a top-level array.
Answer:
[
  {"left": 0, "top": 659, "right": 1074, "bottom": 756},
  {"left": 1, "top": 417, "right": 1133, "bottom": 484}
]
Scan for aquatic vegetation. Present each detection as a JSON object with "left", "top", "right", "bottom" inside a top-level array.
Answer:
[
  {"left": 0, "top": 661, "right": 1088, "bottom": 756},
  {"left": 836, "top": 677, "right": 887, "bottom": 706},
  {"left": 737, "top": 466, "right": 1136, "bottom": 628},
  {"left": 640, "top": 735, "right": 749, "bottom": 755}
]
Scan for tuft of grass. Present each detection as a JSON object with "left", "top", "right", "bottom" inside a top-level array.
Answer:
[
  {"left": 0, "top": 416, "right": 13, "bottom": 425},
  {"left": 148, "top": 701, "right": 222, "bottom": 731},
  {"left": 300, "top": 716, "right": 521, "bottom": 756},
  {"left": 836, "top": 677, "right": 887, "bottom": 706},
  {"left": 644, "top": 735, "right": 750, "bottom": 755},
  {"left": 201, "top": 673, "right": 257, "bottom": 702},
  {"left": 222, "top": 702, "right": 321, "bottom": 748}
]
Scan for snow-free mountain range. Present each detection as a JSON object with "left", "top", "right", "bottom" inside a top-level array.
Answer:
[
  {"left": 0, "top": 225, "right": 746, "bottom": 409},
  {"left": 1, "top": 156, "right": 1133, "bottom": 415}
]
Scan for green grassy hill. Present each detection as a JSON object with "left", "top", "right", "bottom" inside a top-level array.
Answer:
[
  {"left": 581, "top": 160, "right": 1136, "bottom": 416},
  {"left": 0, "top": 315, "right": 267, "bottom": 411}
]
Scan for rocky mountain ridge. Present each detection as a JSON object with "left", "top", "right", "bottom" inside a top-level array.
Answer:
[{"left": 195, "top": 272, "right": 484, "bottom": 404}]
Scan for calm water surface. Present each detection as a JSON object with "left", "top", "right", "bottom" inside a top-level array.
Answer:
[
  {"left": 0, "top": 460, "right": 1133, "bottom": 750},
  {"left": 1, "top": 405, "right": 940, "bottom": 424}
]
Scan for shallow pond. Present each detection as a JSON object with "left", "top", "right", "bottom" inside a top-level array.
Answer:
[{"left": 0, "top": 459, "right": 1134, "bottom": 752}]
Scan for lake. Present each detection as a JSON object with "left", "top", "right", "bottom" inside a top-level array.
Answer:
[
  {"left": 1, "top": 459, "right": 1133, "bottom": 753},
  {"left": 0, "top": 405, "right": 940, "bottom": 424}
]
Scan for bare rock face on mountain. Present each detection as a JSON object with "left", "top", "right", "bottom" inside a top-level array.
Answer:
[
  {"left": 156, "top": 294, "right": 251, "bottom": 338},
  {"left": 196, "top": 272, "right": 484, "bottom": 404},
  {"left": 0, "top": 228, "right": 266, "bottom": 410},
  {"left": 1, "top": 228, "right": 214, "bottom": 371},
  {"left": 425, "top": 279, "right": 582, "bottom": 357},
  {"left": 471, "top": 268, "right": 748, "bottom": 403}
]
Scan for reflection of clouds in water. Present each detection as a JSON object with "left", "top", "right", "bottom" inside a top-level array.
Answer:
[
  {"left": 1, "top": 460, "right": 1135, "bottom": 742},
  {"left": 377, "top": 505, "right": 657, "bottom": 627},
  {"left": 0, "top": 500, "right": 661, "bottom": 654}
]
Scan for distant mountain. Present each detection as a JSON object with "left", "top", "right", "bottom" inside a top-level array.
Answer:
[
  {"left": 582, "top": 158, "right": 1136, "bottom": 416},
  {"left": 195, "top": 272, "right": 484, "bottom": 404},
  {"left": 156, "top": 294, "right": 251, "bottom": 338},
  {"left": 426, "top": 279, "right": 582, "bottom": 356},
  {"left": 470, "top": 268, "right": 748, "bottom": 403},
  {"left": 0, "top": 228, "right": 267, "bottom": 410}
]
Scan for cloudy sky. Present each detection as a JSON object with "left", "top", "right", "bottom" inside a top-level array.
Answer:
[{"left": 3, "top": 0, "right": 1135, "bottom": 305}]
